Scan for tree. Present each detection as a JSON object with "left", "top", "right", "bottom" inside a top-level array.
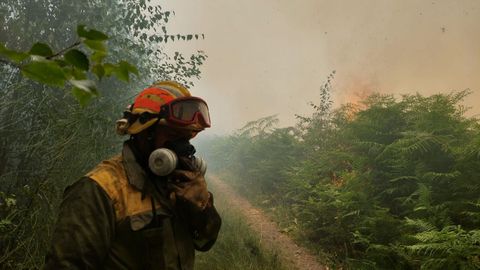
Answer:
[{"left": 0, "top": 1, "right": 207, "bottom": 268}]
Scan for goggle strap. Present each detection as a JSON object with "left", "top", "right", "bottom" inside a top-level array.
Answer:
[
  {"left": 125, "top": 111, "right": 160, "bottom": 124},
  {"left": 158, "top": 106, "right": 169, "bottom": 120}
]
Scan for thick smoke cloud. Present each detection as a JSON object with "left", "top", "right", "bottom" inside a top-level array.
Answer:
[{"left": 163, "top": 0, "right": 480, "bottom": 134}]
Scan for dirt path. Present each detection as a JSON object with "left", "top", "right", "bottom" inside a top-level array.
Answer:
[{"left": 208, "top": 175, "right": 328, "bottom": 270}]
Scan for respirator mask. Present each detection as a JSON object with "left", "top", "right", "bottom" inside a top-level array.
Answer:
[{"left": 147, "top": 139, "right": 207, "bottom": 176}]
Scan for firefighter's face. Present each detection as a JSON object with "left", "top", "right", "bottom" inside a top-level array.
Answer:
[{"left": 153, "top": 125, "right": 198, "bottom": 149}]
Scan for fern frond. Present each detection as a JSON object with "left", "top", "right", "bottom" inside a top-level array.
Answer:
[
  {"left": 389, "top": 176, "right": 418, "bottom": 183},
  {"left": 404, "top": 218, "right": 436, "bottom": 232},
  {"left": 423, "top": 171, "right": 460, "bottom": 182},
  {"left": 395, "top": 131, "right": 452, "bottom": 155},
  {"left": 421, "top": 258, "right": 448, "bottom": 270}
]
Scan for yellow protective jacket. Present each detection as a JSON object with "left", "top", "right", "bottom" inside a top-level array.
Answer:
[{"left": 44, "top": 143, "right": 221, "bottom": 270}]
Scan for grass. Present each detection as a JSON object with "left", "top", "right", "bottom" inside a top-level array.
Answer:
[{"left": 195, "top": 182, "right": 288, "bottom": 270}]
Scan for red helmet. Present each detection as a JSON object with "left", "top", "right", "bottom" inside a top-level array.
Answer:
[{"left": 116, "top": 81, "right": 211, "bottom": 135}]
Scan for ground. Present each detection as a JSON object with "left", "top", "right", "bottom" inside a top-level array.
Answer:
[{"left": 208, "top": 175, "right": 327, "bottom": 270}]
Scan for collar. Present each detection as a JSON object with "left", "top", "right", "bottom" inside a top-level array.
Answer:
[
  {"left": 122, "top": 142, "right": 148, "bottom": 191},
  {"left": 121, "top": 142, "right": 175, "bottom": 213}
]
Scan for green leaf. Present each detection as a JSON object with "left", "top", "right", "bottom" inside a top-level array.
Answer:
[
  {"left": 103, "top": 63, "right": 116, "bottom": 77},
  {"left": 69, "top": 79, "right": 98, "bottom": 95},
  {"left": 54, "top": 59, "right": 68, "bottom": 67},
  {"left": 29, "top": 42, "right": 53, "bottom": 56},
  {"left": 70, "top": 79, "right": 98, "bottom": 107},
  {"left": 84, "top": 40, "right": 106, "bottom": 52},
  {"left": 92, "top": 64, "right": 105, "bottom": 79},
  {"left": 64, "top": 49, "right": 89, "bottom": 71},
  {"left": 91, "top": 51, "right": 107, "bottom": 63},
  {"left": 21, "top": 60, "right": 66, "bottom": 87},
  {"left": 120, "top": 60, "right": 139, "bottom": 76},
  {"left": 77, "top": 25, "right": 109, "bottom": 41},
  {"left": 69, "top": 67, "right": 88, "bottom": 80},
  {"left": 77, "top": 25, "right": 87, "bottom": 36},
  {"left": 186, "top": 35, "right": 193, "bottom": 41},
  {"left": 0, "top": 43, "right": 29, "bottom": 63},
  {"left": 71, "top": 87, "right": 94, "bottom": 107},
  {"left": 115, "top": 63, "right": 129, "bottom": 82},
  {"left": 115, "top": 61, "right": 139, "bottom": 82}
]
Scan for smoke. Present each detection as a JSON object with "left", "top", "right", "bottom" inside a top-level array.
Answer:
[
  {"left": 163, "top": 0, "right": 480, "bottom": 134},
  {"left": 333, "top": 75, "right": 377, "bottom": 107},
  {"left": 323, "top": 0, "right": 480, "bottom": 110}
]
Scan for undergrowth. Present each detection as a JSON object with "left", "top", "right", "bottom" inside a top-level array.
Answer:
[{"left": 195, "top": 181, "right": 287, "bottom": 270}]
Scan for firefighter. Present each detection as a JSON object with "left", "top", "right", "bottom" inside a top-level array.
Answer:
[{"left": 44, "top": 81, "right": 221, "bottom": 270}]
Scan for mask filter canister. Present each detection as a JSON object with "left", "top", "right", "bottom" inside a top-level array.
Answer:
[
  {"left": 193, "top": 156, "right": 207, "bottom": 176},
  {"left": 148, "top": 148, "right": 178, "bottom": 176},
  {"left": 148, "top": 146, "right": 208, "bottom": 176}
]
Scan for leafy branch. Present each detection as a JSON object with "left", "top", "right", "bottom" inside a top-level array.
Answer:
[
  {"left": 0, "top": 25, "right": 139, "bottom": 106},
  {"left": 45, "top": 41, "right": 81, "bottom": 60}
]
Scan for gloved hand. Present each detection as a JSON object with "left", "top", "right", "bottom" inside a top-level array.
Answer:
[{"left": 168, "top": 168, "right": 210, "bottom": 211}]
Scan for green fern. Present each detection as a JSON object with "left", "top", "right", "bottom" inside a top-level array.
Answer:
[
  {"left": 404, "top": 223, "right": 480, "bottom": 269},
  {"left": 396, "top": 131, "right": 451, "bottom": 155}
]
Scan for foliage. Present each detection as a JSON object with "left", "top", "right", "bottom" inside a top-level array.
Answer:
[
  {"left": 404, "top": 219, "right": 480, "bottom": 270},
  {"left": 202, "top": 77, "right": 480, "bottom": 269},
  {"left": 1, "top": 25, "right": 138, "bottom": 106},
  {"left": 203, "top": 115, "right": 302, "bottom": 201},
  {"left": 0, "top": 0, "right": 207, "bottom": 106},
  {"left": 195, "top": 182, "right": 287, "bottom": 270},
  {"left": 0, "top": 1, "right": 207, "bottom": 268}
]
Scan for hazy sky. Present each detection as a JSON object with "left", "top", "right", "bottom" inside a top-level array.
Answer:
[{"left": 162, "top": 0, "right": 480, "bottom": 135}]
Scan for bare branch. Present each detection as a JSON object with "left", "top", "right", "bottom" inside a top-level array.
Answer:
[{"left": 46, "top": 40, "right": 81, "bottom": 60}]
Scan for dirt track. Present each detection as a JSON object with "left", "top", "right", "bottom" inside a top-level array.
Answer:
[{"left": 208, "top": 175, "right": 327, "bottom": 270}]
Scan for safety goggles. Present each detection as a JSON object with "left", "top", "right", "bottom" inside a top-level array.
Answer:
[{"left": 160, "top": 97, "right": 211, "bottom": 128}]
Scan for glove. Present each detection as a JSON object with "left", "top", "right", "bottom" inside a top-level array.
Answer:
[{"left": 168, "top": 169, "right": 210, "bottom": 211}]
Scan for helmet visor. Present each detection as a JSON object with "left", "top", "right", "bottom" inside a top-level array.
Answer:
[{"left": 169, "top": 97, "right": 211, "bottom": 127}]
